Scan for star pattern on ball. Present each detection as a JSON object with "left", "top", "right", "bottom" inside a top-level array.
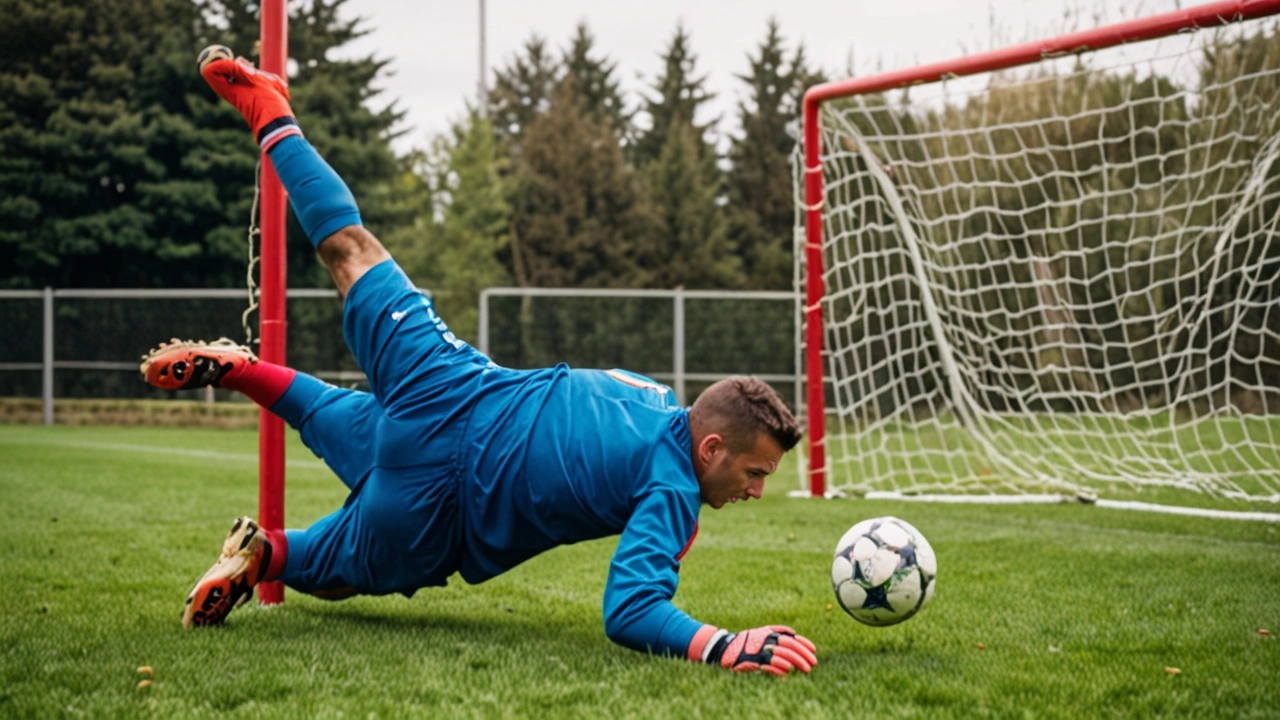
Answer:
[{"left": 861, "top": 583, "right": 895, "bottom": 612}]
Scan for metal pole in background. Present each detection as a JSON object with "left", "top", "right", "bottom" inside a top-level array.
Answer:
[
  {"left": 673, "top": 287, "right": 685, "bottom": 405},
  {"left": 257, "top": 0, "right": 288, "bottom": 606},
  {"left": 477, "top": 0, "right": 488, "bottom": 116},
  {"left": 478, "top": 288, "right": 490, "bottom": 355},
  {"left": 42, "top": 287, "right": 53, "bottom": 426}
]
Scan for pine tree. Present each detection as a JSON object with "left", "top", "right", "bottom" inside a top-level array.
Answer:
[
  {"left": 632, "top": 24, "right": 716, "bottom": 168},
  {"left": 632, "top": 24, "right": 735, "bottom": 289},
  {"left": 489, "top": 35, "right": 560, "bottom": 159},
  {"left": 560, "top": 23, "right": 632, "bottom": 145},
  {"left": 509, "top": 76, "right": 657, "bottom": 290},
  {"left": 0, "top": 0, "right": 409, "bottom": 290},
  {"left": 646, "top": 121, "right": 740, "bottom": 288},
  {"left": 726, "top": 19, "right": 824, "bottom": 290},
  {"left": 0, "top": 0, "right": 252, "bottom": 288}
]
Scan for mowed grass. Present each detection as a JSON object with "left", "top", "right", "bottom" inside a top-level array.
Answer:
[
  {"left": 1, "top": 424, "right": 1278, "bottom": 719},
  {"left": 830, "top": 413, "right": 1280, "bottom": 509}
]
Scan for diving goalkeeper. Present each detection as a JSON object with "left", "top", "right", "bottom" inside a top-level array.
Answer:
[{"left": 140, "top": 49, "right": 816, "bottom": 678}]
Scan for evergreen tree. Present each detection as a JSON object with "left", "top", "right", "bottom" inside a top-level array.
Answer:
[
  {"left": 726, "top": 19, "right": 824, "bottom": 290},
  {"left": 0, "top": 0, "right": 248, "bottom": 288},
  {"left": 633, "top": 24, "right": 736, "bottom": 289},
  {"left": 633, "top": 24, "right": 716, "bottom": 168},
  {"left": 0, "top": 0, "right": 409, "bottom": 290},
  {"left": 489, "top": 35, "right": 559, "bottom": 159},
  {"left": 509, "top": 76, "right": 657, "bottom": 289},
  {"left": 646, "top": 121, "right": 740, "bottom": 288},
  {"left": 561, "top": 23, "right": 632, "bottom": 145}
]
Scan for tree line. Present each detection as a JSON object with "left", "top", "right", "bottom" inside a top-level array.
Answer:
[{"left": 0, "top": 0, "right": 824, "bottom": 345}]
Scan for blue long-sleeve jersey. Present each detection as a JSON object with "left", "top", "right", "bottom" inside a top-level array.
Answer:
[
  {"left": 458, "top": 364, "right": 705, "bottom": 657},
  {"left": 292, "top": 262, "right": 709, "bottom": 657}
]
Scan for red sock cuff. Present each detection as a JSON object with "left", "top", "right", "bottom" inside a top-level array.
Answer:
[
  {"left": 262, "top": 528, "right": 288, "bottom": 583},
  {"left": 224, "top": 362, "right": 296, "bottom": 409}
]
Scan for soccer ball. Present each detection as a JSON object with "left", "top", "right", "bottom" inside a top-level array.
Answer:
[{"left": 831, "top": 516, "right": 937, "bottom": 626}]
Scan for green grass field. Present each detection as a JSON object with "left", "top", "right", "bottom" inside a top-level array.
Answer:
[{"left": 2, "top": 424, "right": 1278, "bottom": 719}]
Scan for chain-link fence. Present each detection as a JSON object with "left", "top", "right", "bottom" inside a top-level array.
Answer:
[
  {"left": 0, "top": 289, "right": 355, "bottom": 421},
  {"left": 479, "top": 287, "right": 801, "bottom": 408},
  {"left": 3, "top": 287, "right": 803, "bottom": 423}
]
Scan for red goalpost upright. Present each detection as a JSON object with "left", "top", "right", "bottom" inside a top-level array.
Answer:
[{"left": 257, "top": 0, "right": 288, "bottom": 606}]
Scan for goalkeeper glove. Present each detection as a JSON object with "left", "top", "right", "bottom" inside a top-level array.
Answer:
[{"left": 688, "top": 624, "right": 818, "bottom": 677}]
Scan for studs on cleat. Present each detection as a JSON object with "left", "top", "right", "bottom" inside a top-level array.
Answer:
[
  {"left": 140, "top": 338, "right": 257, "bottom": 391},
  {"left": 180, "top": 515, "right": 266, "bottom": 629},
  {"left": 237, "top": 521, "right": 259, "bottom": 551}
]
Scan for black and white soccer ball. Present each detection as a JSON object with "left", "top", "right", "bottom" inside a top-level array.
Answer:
[{"left": 831, "top": 516, "right": 937, "bottom": 626}]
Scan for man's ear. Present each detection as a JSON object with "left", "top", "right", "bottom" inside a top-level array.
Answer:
[{"left": 698, "top": 433, "right": 724, "bottom": 464}]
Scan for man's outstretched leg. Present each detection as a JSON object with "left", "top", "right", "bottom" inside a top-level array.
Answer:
[
  {"left": 175, "top": 49, "right": 470, "bottom": 622},
  {"left": 198, "top": 52, "right": 388, "bottom": 297},
  {"left": 199, "top": 48, "right": 494, "bottom": 413},
  {"left": 140, "top": 338, "right": 288, "bottom": 404},
  {"left": 181, "top": 516, "right": 286, "bottom": 628},
  {"left": 140, "top": 339, "right": 379, "bottom": 487},
  {"left": 141, "top": 342, "right": 373, "bottom": 625}
]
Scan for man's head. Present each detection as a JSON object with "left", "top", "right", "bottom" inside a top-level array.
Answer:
[{"left": 687, "top": 377, "right": 802, "bottom": 509}]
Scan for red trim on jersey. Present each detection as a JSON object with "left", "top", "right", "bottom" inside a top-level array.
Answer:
[
  {"left": 686, "top": 624, "right": 719, "bottom": 662},
  {"left": 675, "top": 522, "right": 699, "bottom": 561}
]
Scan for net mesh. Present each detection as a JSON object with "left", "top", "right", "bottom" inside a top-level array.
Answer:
[{"left": 797, "top": 17, "right": 1280, "bottom": 505}]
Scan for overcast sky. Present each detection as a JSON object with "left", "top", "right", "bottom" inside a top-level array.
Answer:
[{"left": 331, "top": 0, "right": 1188, "bottom": 153}]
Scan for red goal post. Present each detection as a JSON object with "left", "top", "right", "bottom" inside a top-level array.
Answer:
[
  {"left": 257, "top": 0, "right": 288, "bottom": 605},
  {"left": 799, "top": 0, "right": 1280, "bottom": 499}
]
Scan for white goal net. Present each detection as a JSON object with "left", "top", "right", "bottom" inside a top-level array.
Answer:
[{"left": 795, "top": 2, "right": 1280, "bottom": 514}]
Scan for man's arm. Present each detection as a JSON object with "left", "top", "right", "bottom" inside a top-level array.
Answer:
[
  {"left": 602, "top": 487, "right": 703, "bottom": 655},
  {"left": 601, "top": 488, "right": 817, "bottom": 675}
]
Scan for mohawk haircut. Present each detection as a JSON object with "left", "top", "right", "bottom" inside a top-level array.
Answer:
[{"left": 689, "top": 377, "right": 801, "bottom": 454}]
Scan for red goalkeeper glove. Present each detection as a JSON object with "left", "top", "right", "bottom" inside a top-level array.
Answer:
[{"left": 688, "top": 624, "right": 818, "bottom": 677}]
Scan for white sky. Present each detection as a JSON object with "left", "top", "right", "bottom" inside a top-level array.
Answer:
[{"left": 332, "top": 0, "right": 1188, "bottom": 154}]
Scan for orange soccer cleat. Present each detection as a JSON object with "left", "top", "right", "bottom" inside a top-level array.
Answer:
[
  {"left": 182, "top": 516, "right": 271, "bottom": 629},
  {"left": 198, "top": 46, "right": 302, "bottom": 152},
  {"left": 139, "top": 338, "right": 257, "bottom": 392}
]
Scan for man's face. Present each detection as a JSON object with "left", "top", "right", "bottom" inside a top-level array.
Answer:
[{"left": 696, "top": 432, "right": 785, "bottom": 509}]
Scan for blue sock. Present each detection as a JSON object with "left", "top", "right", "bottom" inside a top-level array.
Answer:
[
  {"left": 267, "top": 135, "right": 363, "bottom": 247},
  {"left": 267, "top": 371, "right": 332, "bottom": 428}
]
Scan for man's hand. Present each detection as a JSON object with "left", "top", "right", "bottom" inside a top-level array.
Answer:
[{"left": 692, "top": 625, "right": 818, "bottom": 676}]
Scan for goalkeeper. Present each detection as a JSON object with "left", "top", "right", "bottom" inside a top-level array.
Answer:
[{"left": 141, "top": 49, "right": 816, "bottom": 678}]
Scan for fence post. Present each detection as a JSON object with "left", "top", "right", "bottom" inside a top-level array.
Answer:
[
  {"left": 794, "top": 286, "right": 804, "bottom": 417},
  {"left": 673, "top": 287, "right": 685, "bottom": 405},
  {"left": 42, "top": 287, "right": 53, "bottom": 426},
  {"left": 478, "top": 288, "right": 490, "bottom": 355}
]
